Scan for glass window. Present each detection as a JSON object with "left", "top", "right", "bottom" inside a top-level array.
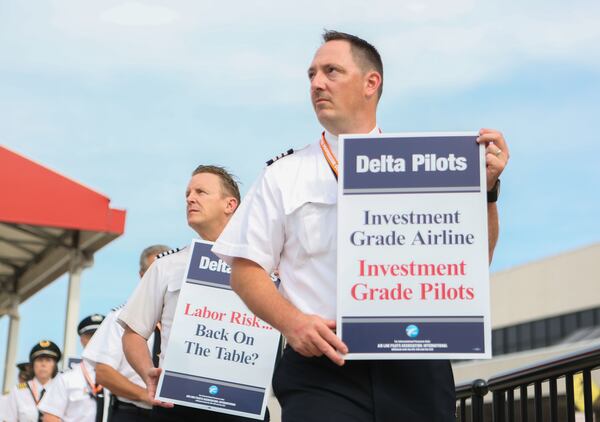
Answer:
[
  {"left": 492, "top": 329, "right": 505, "bottom": 356},
  {"left": 517, "top": 323, "right": 532, "bottom": 351},
  {"left": 532, "top": 320, "right": 547, "bottom": 348},
  {"left": 580, "top": 309, "right": 595, "bottom": 328},
  {"left": 506, "top": 326, "right": 519, "bottom": 353},
  {"left": 548, "top": 316, "right": 562, "bottom": 345}
]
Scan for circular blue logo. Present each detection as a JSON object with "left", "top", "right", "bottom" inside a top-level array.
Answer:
[
  {"left": 406, "top": 324, "right": 419, "bottom": 338},
  {"left": 208, "top": 385, "right": 219, "bottom": 395}
]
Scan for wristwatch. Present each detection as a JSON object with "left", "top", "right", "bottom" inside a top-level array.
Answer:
[{"left": 487, "top": 179, "right": 500, "bottom": 203}]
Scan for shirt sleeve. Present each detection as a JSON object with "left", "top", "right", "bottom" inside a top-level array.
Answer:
[
  {"left": 38, "top": 374, "right": 67, "bottom": 418},
  {"left": 3, "top": 387, "right": 19, "bottom": 422},
  {"left": 118, "top": 262, "right": 165, "bottom": 339},
  {"left": 213, "top": 169, "right": 285, "bottom": 274},
  {"left": 83, "top": 310, "right": 123, "bottom": 369}
]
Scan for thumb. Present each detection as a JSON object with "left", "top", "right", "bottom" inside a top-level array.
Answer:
[{"left": 323, "top": 319, "right": 337, "bottom": 329}]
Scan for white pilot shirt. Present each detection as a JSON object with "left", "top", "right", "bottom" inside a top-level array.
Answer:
[
  {"left": 213, "top": 127, "right": 380, "bottom": 321},
  {"left": 1, "top": 394, "right": 9, "bottom": 421},
  {"left": 83, "top": 307, "right": 154, "bottom": 409},
  {"left": 4, "top": 377, "right": 52, "bottom": 422},
  {"left": 38, "top": 361, "right": 97, "bottom": 422},
  {"left": 118, "top": 247, "right": 190, "bottom": 367}
]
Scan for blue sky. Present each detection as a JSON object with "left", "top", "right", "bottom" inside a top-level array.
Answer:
[{"left": 1, "top": 0, "right": 599, "bottom": 384}]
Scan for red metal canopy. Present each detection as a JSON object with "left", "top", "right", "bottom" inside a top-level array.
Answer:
[
  {"left": 0, "top": 145, "right": 125, "bottom": 233},
  {"left": 0, "top": 145, "right": 126, "bottom": 309}
]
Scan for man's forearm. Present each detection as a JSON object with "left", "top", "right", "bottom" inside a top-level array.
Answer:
[
  {"left": 231, "top": 258, "right": 301, "bottom": 334},
  {"left": 487, "top": 203, "right": 499, "bottom": 264},
  {"left": 122, "top": 327, "right": 154, "bottom": 384},
  {"left": 42, "top": 413, "right": 60, "bottom": 422},
  {"left": 96, "top": 363, "right": 147, "bottom": 403}
]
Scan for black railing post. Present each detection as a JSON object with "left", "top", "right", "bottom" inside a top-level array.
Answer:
[
  {"left": 565, "top": 373, "right": 575, "bottom": 422},
  {"left": 493, "top": 390, "right": 506, "bottom": 422},
  {"left": 472, "top": 379, "right": 488, "bottom": 422},
  {"left": 548, "top": 377, "right": 558, "bottom": 422},
  {"left": 583, "top": 369, "right": 593, "bottom": 422},
  {"left": 534, "top": 381, "right": 543, "bottom": 422},
  {"left": 506, "top": 389, "right": 515, "bottom": 422},
  {"left": 520, "top": 385, "right": 528, "bottom": 422}
]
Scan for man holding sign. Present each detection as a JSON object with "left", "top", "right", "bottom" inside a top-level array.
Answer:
[
  {"left": 213, "top": 30, "right": 509, "bottom": 421},
  {"left": 119, "top": 165, "right": 268, "bottom": 421}
]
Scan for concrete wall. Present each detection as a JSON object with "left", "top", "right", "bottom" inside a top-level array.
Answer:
[{"left": 491, "top": 243, "right": 600, "bottom": 329}]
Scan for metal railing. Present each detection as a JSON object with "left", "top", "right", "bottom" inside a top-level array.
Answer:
[{"left": 456, "top": 343, "right": 600, "bottom": 421}]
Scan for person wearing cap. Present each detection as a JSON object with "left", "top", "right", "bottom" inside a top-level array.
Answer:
[
  {"left": 4, "top": 340, "right": 61, "bottom": 422},
  {"left": 16, "top": 363, "right": 34, "bottom": 384},
  {"left": 38, "top": 315, "right": 104, "bottom": 422},
  {"left": 82, "top": 245, "right": 170, "bottom": 422},
  {"left": 0, "top": 363, "right": 32, "bottom": 422}
]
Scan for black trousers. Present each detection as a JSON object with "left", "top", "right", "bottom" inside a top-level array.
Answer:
[
  {"left": 109, "top": 399, "right": 151, "bottom": 422},
  {"left": 272, "top": 347, "right": 456, "bottom": 422},
  {"left": 151, "top": 404, "right": 270, "bottom": 421}
]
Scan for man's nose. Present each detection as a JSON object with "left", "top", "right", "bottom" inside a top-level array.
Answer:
[{"left": 311, "top": 71, "right": 326, "bottom": 92}]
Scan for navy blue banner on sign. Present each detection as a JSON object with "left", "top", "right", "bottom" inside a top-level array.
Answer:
[
  {"left": 342, "top": 316, "right": 485, "bottom": 354},
  {"left": 186, "top": 242, "right": 232, "bottom": 290},
  {"left": 160, "top": 370, "right": 265, "bottom": 415},
  {"left": 343, "top": 135, "right": 480, "bottom": 195}
]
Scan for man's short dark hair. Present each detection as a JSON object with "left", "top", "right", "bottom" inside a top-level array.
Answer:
[
  {"left": 192, "top": 165, "right": 241, "bottom": 204},
  {"left": 322, "top": 30, "right": 384, "bottom": 99}
]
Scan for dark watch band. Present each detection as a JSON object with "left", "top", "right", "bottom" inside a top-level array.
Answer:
[{"left": 487, "top": 179, "right": 501, "bottom": 203}]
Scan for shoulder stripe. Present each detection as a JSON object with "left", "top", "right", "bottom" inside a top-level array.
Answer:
[
  {"left": 156, "top": 246, "right": 185, "bottom": 259},
  {"left": 111, "top": 303, "right": 126, "bottom": 312},
  {"left": 266, "top": 148, "right": 294, "bottom": 166}
]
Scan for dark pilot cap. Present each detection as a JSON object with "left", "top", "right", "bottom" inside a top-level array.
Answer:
[
  {"left": 29, "top": 340, "right": 61, "bottom": 363},
  {"left": 77, "top": 314, "right": 105, "bottom": 336},
  {"left": 16, "top": 362, "right": 31, "bottom": 372}
]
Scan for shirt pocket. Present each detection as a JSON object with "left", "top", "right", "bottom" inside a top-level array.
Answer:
[
  {"left": 295, "top": 200, "right": 336, "bottom": 257},
  {"left": 68, "top": 387, "right": 90, "bottom": 402}
]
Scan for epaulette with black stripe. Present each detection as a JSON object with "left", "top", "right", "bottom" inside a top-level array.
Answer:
[
  {"left": 111, "top": 303, "right": 126, "bottom": 312},
  {"left": 266, "top": 149, "right": 294, "bottom": 166},
  {"left": 156, "top": 247, "right": 184, "bottom": 259}
]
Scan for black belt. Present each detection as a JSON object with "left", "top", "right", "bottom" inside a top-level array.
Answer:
[{"left": 111, "top": 397, "right": 151, "bottom": 414}]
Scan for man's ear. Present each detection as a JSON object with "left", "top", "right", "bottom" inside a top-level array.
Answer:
[
  {"left": 225, "top": 197, "right": 239, "bottom": 215},
  {"left": 364, "top": 70, "right": 382, "bottom": 99}
]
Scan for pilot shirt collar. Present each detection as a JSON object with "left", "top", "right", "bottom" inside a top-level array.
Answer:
[{"left": 324, "top": 125, "right": 380, "bottom": 153}]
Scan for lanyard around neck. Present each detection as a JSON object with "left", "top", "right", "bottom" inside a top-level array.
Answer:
[
  {"left": 80, "top": 362, "right": 102, "bottom": 397},
  {"left": 320, "top": 131, "right": 338, "bottom": 180},
  {"left": 319, "top": 129, "right": 382, "bottom": 181},
  {"left": 27, "top": 380, "right": 43, "bottom": 405}
]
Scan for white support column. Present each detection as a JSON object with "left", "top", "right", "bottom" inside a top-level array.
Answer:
[
  {"left": 2, "top": 296, "right": 20, "bottom": 393},
  {"left": 62, "top": 247, "right": 93, "bottom": 365}
]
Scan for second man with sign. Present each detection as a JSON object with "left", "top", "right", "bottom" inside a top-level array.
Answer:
[{"left": 119, "top": 165, "right": 270, "bottom": 421}]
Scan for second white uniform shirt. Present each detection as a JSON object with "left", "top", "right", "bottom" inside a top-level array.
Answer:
[
  {"left": 83, "top": 307, "right": 154, "bottom": 409},
  {"left": 118, "top": 247, "right": 189, "bottom": 367},
  {"left": 38, "top": 361, "right": 98, "bottom": 422},
  {"left": 213, "top": 129, "right": 379, "bottom": 320}
]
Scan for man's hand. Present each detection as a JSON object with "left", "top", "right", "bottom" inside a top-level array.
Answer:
[
  {"left": 477, "top": 128, "right": 509, "bottom": 191},
  {"left": 144, "top": 367, "right": 174, "bottom": 408},
  {"left": 282, "top": 312, "right": 348, "bottom": 366}
]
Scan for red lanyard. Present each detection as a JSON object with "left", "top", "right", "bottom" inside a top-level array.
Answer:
[
  {"left": 319, "top": 129, "right": 382, "bottom": 180},
  {"left": 319, "top": 132, "right": 338, "bottom": 178},
  {"left": 80, "top": 362, "right": 102, "bottom": 396},
  {"left": 27, "top": 381, "right": 42, "bottom": 405}
]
